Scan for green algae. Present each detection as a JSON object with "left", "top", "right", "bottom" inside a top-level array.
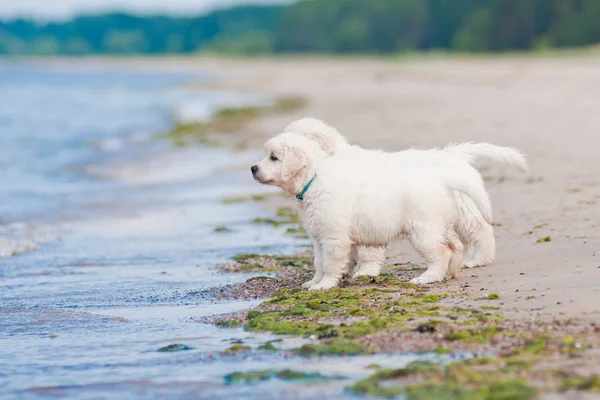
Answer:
[
  {"left": 347, "top": 361, "right": 441, "bottom": 398},
  {"left": 285, "top": 226, "right": 309, "bottom": 239},
  {"left": 355, "top": 273, "right": 403, "bottom": 286},
  {"left": 221, "top": 196, "right": 249, "bottom": 204},
  {"left": 252, "top": 207, "right": 300, "bottom": 227},
  {"left": 238, "top": 263, "right": 277, "bottom": 272},
  {"left": 213, "top": 105, "right": 263, "bottom": 120},
  {"left": 224, "top": 370, "right": 273, "bottom": 384},
  {"left": 347, "top": 360, "right": 537, "bottom": 400},
  {"left": 213, "top": 225, "right": 232, "bottom": 233},
  {"left": 432, "top": 347, "right": 453, "bottom": 355},
  {"left": 445, "top": 326, "right": 499, "bottom": 343},
  {"left": 221, "top": 193, "right": 271, "bottom": 204},
  {"left": 157, "top": 344, "right": 194, "bottom": 352},
  {"left": 297, "top": 341, "right": 369, "bottom": 357},
  {"left": 520, "top": 336, "right": 549, "bottom": 355},
  {"left": 163, "top": 96, "right": 306, "bottom": 146},
  {"left": 275, "top": 369, "right": 334, "bottom": 381},
  {"left": 252, "top": 217, "right": 284, "bottom": 226},
  {"left": 275, "top": 206, "right": 298, "bottom": 219},
  {"left": 423, "top": 294, "right": 444, "bottom": 303},
  {"left": 535, "top": 236, "right": 551, "bottom": 244},
  {"left": 257, "top": 341, "right": 278, "bottom": 351},
  {"left": 227, "top": 253, "right": 312, "bottom": 273},
  {"left": 406, "top": 380, "right": 536, "bottom": 400},
  {"left": 249, "top": 207, "right": 307, "bottom": 239},
  {"left": 215, "top": 319, "right": 242, "bottom": 328},
  {"left": 166, "top": 121, "right": 206, "bottom": 138},
  {"left": 224, "top": 368, "right": 339, "bottom": 385},
  {"left": 275, "top": 255, "right": 311, "bottom": 267},
  {"left": 246, "top": 276, "right": 276, "bottom": 283},
  {"left": 560, "top": 376, "right": 600, "bottom": 392},
  {"left": 221, "top": 344, "right": 251, "bottom": 355},
  {"left": 232, "top": 253, "right": 268, "bottom": 262},
  {"left": 240, "top": 284, "right": 503, "bottom": 363},
  {"left": 244, "top": 285, "right": 487, "bottom": 343},
  {"left": 480, "top": 306, "right": 501, "bottom": 310},
  {"left": 272, "top": 96, "right": 307, "bottom": 113}
]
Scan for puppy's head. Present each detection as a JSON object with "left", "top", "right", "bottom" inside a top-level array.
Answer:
[
  {"left": 251, "top": 132, "right": 325, "bottom": 192},
  {"left": 284, "top": 118, "right": 348, "bottom": 156}
]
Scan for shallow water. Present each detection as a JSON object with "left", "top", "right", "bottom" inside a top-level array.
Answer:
[{"left": 0, "top": 62, "right": 437, "bottom": 399}]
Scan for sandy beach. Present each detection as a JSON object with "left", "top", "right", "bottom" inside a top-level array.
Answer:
[{"left": 172, "top": 55, "right": 600, "bottom": 322}]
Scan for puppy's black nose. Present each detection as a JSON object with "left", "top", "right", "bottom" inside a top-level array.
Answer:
[{"left": 251, "top": 165, "right": 258, "bottom": 174}]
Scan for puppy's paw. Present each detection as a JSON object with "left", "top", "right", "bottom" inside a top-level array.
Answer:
[
  {"left": 308, "top": 277, "right": 338, "bottom": 291},
  {"left": 352, "top": 264, "right": 381, "bottom": 279},
  {"left": 446, "top": 267, "right": 460, "bottom": 280},
  {"left": 463, "top": 259, "right": 491, "bottom": 269},
  {"left": 301, "top": 279, "right": 320, "bottom": 289},
  {"left": 410, "top": 273, "right": 444, "bottom": 285}
]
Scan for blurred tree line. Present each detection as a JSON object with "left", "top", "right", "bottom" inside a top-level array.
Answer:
[{"left": 1, "top": 0, "right": 600, "bottom": 56}]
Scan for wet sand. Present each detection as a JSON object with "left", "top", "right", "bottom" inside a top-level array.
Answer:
[{"left": 179, "top": 55, "right": 600, "bottom": 322}]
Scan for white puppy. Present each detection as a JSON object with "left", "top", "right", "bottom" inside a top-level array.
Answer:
[
  {"left": 284, "top": 118, "right": 527, "bottom": 277},
  {"left": 252, "top": 132, "right": 504, "bottom": 290}
]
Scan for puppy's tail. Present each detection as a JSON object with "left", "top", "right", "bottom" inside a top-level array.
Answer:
[{"left": 443, "top": 142, "right": 528, "bottom": 173}]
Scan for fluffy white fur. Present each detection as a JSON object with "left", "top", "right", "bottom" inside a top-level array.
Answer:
[
  {"left": 252, "top": 132, "right": 522, "bottom": 290},
  {"left": 284, "top": 118, "right": 528, "bottom": 278}
]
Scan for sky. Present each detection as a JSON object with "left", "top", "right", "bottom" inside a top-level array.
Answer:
[{"left": 0, "top": 0, "right": 293, "bottom": 20}]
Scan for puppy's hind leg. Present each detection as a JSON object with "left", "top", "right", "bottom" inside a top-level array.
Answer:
[
  {"left": 455, "top": 194, "right": 494, "bottom": 268},
  {"left": 409, "top": 224, "right": 454, "bottom": 285},
  {"left": 462, "top": 240, "right": 475, "bottom": 267},
  {"left": 352, "top": 246, "right": 385, "bottom": 278},
  {"left": 348, "top": 244, "right": 359, "bottom": 276},
  {"left": 464, "top": 222, "right": 495, "bottom": 268},
  {"left": 309, "top": 238, "right": 351, "bottom": 291},
  {"left": 302, "top": 239, "right": 324, "bottom": 289},
  {"left": 446, "top": 230, "right": 464, "bottom": 280}
]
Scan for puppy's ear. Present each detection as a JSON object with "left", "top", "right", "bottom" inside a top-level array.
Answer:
[
  {"left": 281, "top": 145, "right": 307, "bottom": 181},
  {"left": 304, "top": 131, "right": 334, "bottom": 155}
]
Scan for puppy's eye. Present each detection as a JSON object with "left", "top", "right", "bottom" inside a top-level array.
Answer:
[{"left": 270, "top": 154, "right": 278, "bottom": 161}]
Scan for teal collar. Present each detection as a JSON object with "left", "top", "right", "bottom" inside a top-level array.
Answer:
[{"left": 296, "top": 175, "right": 316, "bottom": 201}]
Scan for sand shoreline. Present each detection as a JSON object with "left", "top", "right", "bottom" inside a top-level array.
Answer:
[
  {"left": 42, "top": 54, "right": 600, "bottom": 319},
  {"left": 175, "top": 55, "right": 600, "bottom": 323}
]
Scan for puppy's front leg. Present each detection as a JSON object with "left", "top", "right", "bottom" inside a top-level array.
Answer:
[
  {"left": 352, "top": 246, "right": 385, "bottom": 278},
  {"left": 302, "top": 239, "right": 324, "bottom": 289},
  {"left": 308, "top": 238, "right": 351, "bottom": 291}
]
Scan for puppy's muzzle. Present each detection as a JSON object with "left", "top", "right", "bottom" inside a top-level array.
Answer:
[{"left": 251, "top": 165, "right": 261, "bottom": 181}]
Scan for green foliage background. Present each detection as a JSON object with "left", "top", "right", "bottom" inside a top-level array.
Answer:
[{"left": 1, "top": 0, "right": 600, "bottom": 55}]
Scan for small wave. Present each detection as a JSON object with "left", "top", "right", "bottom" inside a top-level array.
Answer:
[
  {"left": 85, "top": 146, "right": 243, "bottom": 185},
  {"left": 0, "top": 222, "right": 61, "bottom": 259},
  {"left": 174, "top": 93, "right": 266, "bottom": 124},
  {"left": 175, "top": 101, "right": 213, "bottom": 123}
]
